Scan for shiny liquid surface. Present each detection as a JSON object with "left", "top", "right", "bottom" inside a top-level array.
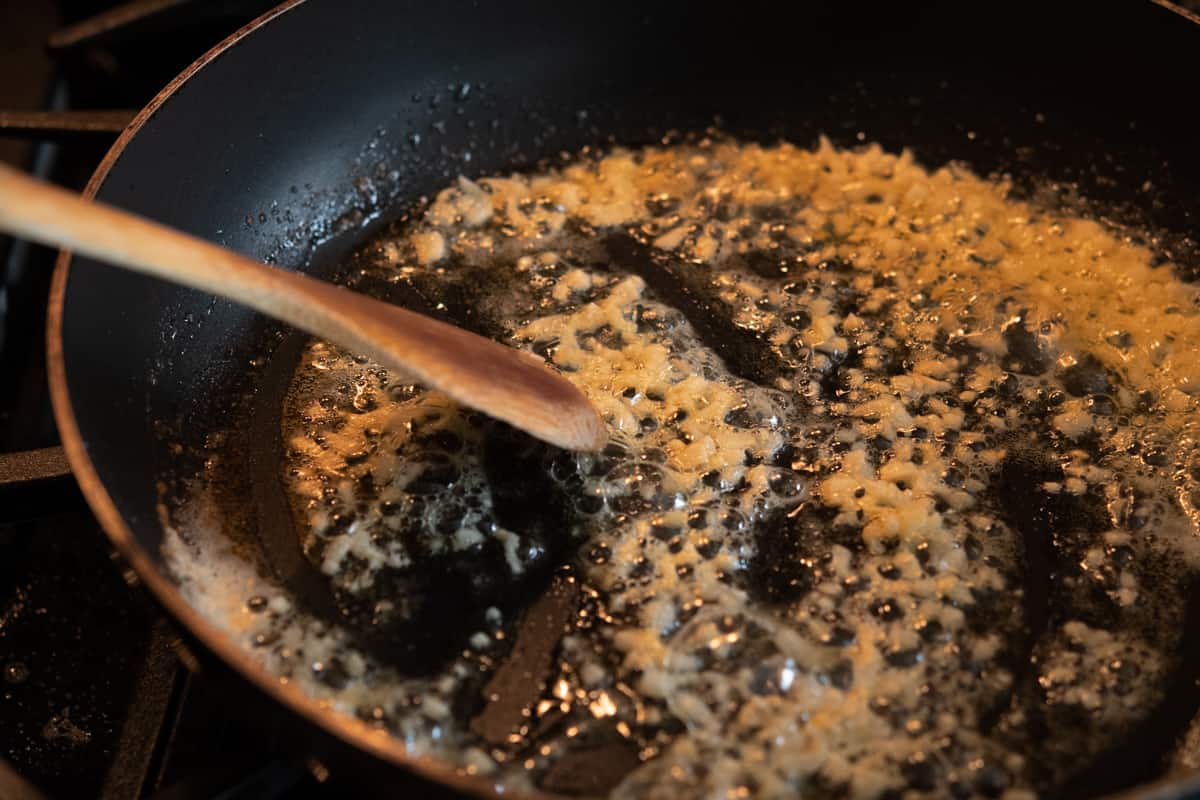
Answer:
[{"left": 169, "top": 138, "right": 1200, "bottom": 799}]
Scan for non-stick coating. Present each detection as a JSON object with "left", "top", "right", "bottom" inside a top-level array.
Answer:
[{"left": 51, "top": 0, "right": 1200, "bottom": 796}]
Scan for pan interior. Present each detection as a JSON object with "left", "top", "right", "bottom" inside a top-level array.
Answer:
[{"left": 165, "top": 132, "right": 1200, "bottom": 799}]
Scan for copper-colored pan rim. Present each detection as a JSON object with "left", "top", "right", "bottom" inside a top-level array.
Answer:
[
  {"left": 44, "top": 1, "right": 1200, "bottom": 798},
  {"left": 1152, "top": 0, "right": 1200, "bottom": 26},
  {"left": 44, "top": 2, "right": 528, "bottom": 796}
]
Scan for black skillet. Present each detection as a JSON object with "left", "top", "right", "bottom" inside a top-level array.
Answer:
[{"left": 45, "top": 0, "right": 1200, "bottom": 796}]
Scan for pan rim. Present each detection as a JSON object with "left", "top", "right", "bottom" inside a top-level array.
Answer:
[
  {"left": 44, "top": 2, "right": 529, "bottom": 797},
  {"left": 42, "top": 1, "right": 1200, "bottom": 798}
]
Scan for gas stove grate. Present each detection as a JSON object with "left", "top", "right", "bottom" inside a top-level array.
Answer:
[{"left": 0, "top": 2, "right": 337, "bottom": 798}]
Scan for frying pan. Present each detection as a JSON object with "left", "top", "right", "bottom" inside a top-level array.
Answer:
[{"left": 44, "top": 0, "right": 1200, "bottom": 796}]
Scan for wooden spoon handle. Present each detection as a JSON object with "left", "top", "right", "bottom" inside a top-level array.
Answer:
[
  {"left": 0, "top": 164, "right": 606, "bottom": 451},
  {"left": 0, "top": 164, "right": 298, "bottom": 302}
]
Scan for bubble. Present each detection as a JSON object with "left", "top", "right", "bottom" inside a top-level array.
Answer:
[
  {"left": 717, "top": 508, "right": 746, "bottom": 532},
  {"left": 250, "top": 136, "right": 1200, "bottom": 796},
  {"left": 351, "top": 387, "right": 377, "bottom": 413},
  {"left": 4, "top": 662, "right": 30, "bottom": 685},
  {"left": 312, "top": 659, "right": 351, "bottom": 689},
  {"left": 767, "top": 469, "right": 805, "bottom": 497},
  {"left": 820, "top": 626, "right": 856, "bottom": 647}
]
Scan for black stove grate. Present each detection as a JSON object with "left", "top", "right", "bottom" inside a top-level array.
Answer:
[{"left": 0, "top": 3, "right": 335, "bottom": 798}]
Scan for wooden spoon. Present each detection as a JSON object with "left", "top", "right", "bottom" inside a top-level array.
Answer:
[{"left": 0, "top": 164, "right": 606, "bottom": 451}]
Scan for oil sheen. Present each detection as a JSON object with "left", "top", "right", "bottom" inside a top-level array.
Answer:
[{"left": 166, "top": 137, "right": 1200, "bottom": 799}]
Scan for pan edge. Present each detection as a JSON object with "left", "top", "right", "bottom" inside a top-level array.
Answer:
[{"left": 43, "top": 2, "right": 520, "bottom": 797}]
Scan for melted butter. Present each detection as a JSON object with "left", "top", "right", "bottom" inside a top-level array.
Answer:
[{"left": 166, "top": 138, "right": 1200, "bottom": 799}]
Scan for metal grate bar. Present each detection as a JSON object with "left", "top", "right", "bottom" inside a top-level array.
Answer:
[
  {"left": 48, "top": 0, "right": 195, "bottom": 51},
  {"left": 46, "top": 0, "right": 279, "bottom": 52},
  {"left": 0, "top": 110, "right": 136, "bottom": 139}
]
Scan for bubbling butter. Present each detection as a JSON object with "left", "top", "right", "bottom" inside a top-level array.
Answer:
[{"left": 166, "top": 137, "right": 1200, "bottom": 799}]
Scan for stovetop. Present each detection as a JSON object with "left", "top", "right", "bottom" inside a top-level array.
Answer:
[
  {"left": 0, "top": 2, "right": 346, "bottom": 797},
  {"left": 6, "top": 2, "right": 1200, "bottom": 799}
]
